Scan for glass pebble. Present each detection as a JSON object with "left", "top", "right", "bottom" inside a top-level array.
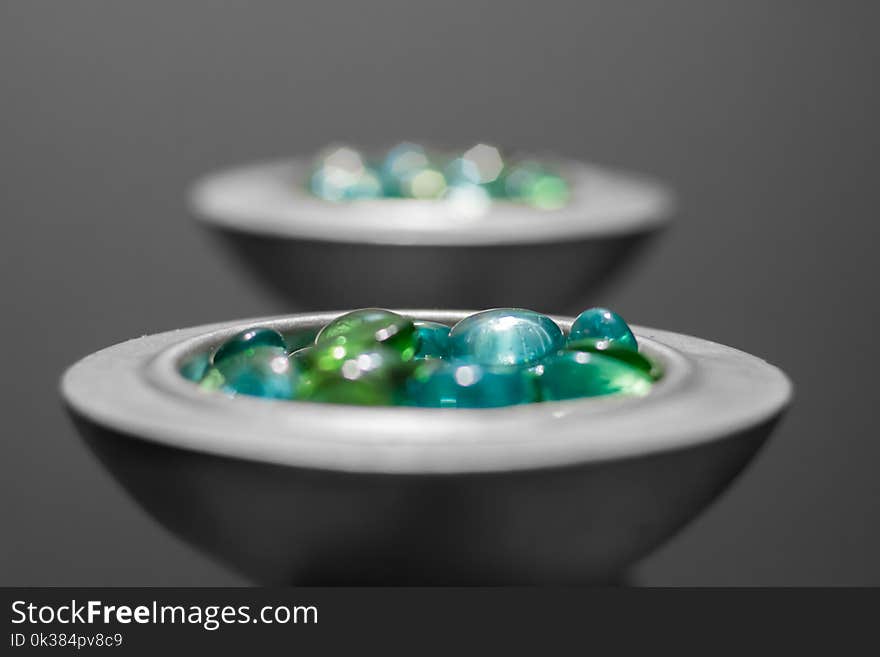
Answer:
[
  {"left": 502, "top": 161, "right": 569, "bottom": 208},
  {"left": 201, "top": 345, "right": 300, "bottom": 400},
  {"left": 565, "top": 337, "right": 660, "bottom": 379},
  {"left": 293, "top": 344, "right": 401, "bottom": 405},
  {"left": 449, "top": 308, "right": 564, "bottom": 367},
  {"left": 405, "top": 360, "right": 537, "bottom": 408},
  {"left": 400, "top": 167, "right": 447, "bottom": 199},
  {"left": 533, "top": 350, "right": 652, "bottom": 400},
  {"left": 309, "top": 146, "right": 382, "bottom": 201},
  {"left": 212, "top": 327, "right": 288, "bottom": 366},
  {"left": 569, "top": 308, "right": 638, "bottom": 352},
  {"left": 316, "top": 308, "right": 417, "bottom": 361},
  {"left": 413, "top": 321, "right": 451, "bottom": 360},
  {"left": 179, "top": 352, "right": 210, "bottom": 382},
  {"left": 195, "top": 306, "right": 658, "bottom": 407},
  {"left": 380, "top": 142, "right": 430, "bottom": 197}
]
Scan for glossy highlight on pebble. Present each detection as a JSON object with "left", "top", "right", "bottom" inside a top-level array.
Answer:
[{"left": 183, "top": 308, "right": 658, "bottom": 408}]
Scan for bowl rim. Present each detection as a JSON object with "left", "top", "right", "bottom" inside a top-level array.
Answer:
[
  {"left": 188, "top": 157, "right": 675, "bottom": 247},
  {"left": 60, "top": 310, "right": 792, "bottom": 475}
]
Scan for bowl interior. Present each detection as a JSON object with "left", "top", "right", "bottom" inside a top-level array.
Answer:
[
  {"left": 61, "top": 310, "right": 791, "bottom": 475},
  {"left": 171, "top": 311, "right": 680, "bottom": 407},
  {"left": 175, "top": 311, "right": 668, "bottom": 396}
]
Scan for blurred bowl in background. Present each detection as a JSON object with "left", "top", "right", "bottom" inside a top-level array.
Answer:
[
  {"left": 61, "top": 310, "right": 791, "bottom": 584},
  {"left": 189, "top": 159, "right": 675, "bottom": 312}
]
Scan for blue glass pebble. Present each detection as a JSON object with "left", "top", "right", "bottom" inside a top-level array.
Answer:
[{"left": 449, "top": 308, "right": 564, "bottom": 367}]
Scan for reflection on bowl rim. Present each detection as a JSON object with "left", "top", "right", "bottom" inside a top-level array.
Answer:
[
  {"left": 61, "top": 310, "right": 792, "bottom": 475},
  {"left": 188, "top": 158, "right": 675, "bottom": 247}
]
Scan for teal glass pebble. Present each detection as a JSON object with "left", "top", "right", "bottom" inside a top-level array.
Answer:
[
  {"left": 565, "top": 337, "right": 660, "bottom": 379},
  {"left": 316, "top": 308, "right": 418, "bottom": 361},
  {"left": 380, "top": 142, "right": 431, "bottom": 197},
  {"left": 200, "top": 345, "right": 300, "bottom": 400},
  {"left": 449, "top": 308, "right": 564, "bottom": 367},
  {"left": 413, "top": 321, "right": 451, "bottom": 360},
  {"left": 405, "top": 360, "right": 537, "bottom": 408},
  {"left": 533, "top": 350, "right": 652, "bottom": 401},
  {"left": 569, "top": 308, "right": 638, "bottom": 352},
  {"left": 444, "top": 157, "right": 482, "bottom": 187},
  {"left": 309, "top": 146, "right": 382, "bottom": 201},
  {"left": 212, "top": 327, "right": 287, "bottom": 366},
  {"left": 179, "top": 351, "right": 210, "bottom": 382},
  {"left": 310, "top": 166, "right": 382, "bottom": 201}
]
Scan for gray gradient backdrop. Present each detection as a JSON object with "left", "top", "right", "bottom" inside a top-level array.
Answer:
[{"left": 1, "top": 1, "right": 877, "bottom": 585}]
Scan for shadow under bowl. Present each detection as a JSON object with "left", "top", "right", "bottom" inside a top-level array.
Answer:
[
  {"left": 189, "top": 159, "right": 675, "bottom": 312},
  {"left": 61, "top": 311, "right": 791, "bottom": 585}
]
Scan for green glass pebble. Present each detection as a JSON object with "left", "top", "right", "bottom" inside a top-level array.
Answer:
[
  {"left": 404, "top": 360, "right": 537, "bottom": 408},
  {"left": 569, "top": 308, "right": 638, "bottom": 352},
  {"left": 305, "top": 342, "right": 410, "bottom": 379},
  {"left": 179, "top": 351, "right": 210, "bottom": 382},
  {"left": 533, "top": 350, "right": 652, "bottom": 401},
  {"left": 528, "top": 173, "right": 569, "bottom": 209},
  {"left": 293, "top": 344, "right": 400, "bottom": 405},
  {"left": 212, "top": 327, "right": 287, "bottom": 366},
  {"left": 413, "top": 321, "right": 451, "bottom": 360},
  {"left": 316, "top": 308, "right": 417, "bottom": 361},
  {"left": 306, "top": 378, "right": 395, "bottom": 406},
  {"left": 200, "top": 345, "right": 300, "bottom": 400},
  {"left": 400, "top": 167, "right": 447, "bottom": 199},
  {"left": 565, "top": 337, "right": 660, "bottom": 379},
  {"left": 198, "top": 367, "right": 226, "bottom": 392},
  {"left": 502, "top": 161, "right": 569, "bottom": 208},
  {"left": 449, "top": 308, "right": 564, "bottom": 367},
  {"left": 500, "top": 161, "right": 544, "bottom": 198}
]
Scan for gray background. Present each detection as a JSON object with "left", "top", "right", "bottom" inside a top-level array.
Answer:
[{"left": 1, "top": 1, "right": 877, "bottom": 585}]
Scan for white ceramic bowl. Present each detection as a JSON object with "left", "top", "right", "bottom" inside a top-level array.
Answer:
[
  {"left": 62, "top": 311, "right": 791, "bottom": 584},
  {"left": 189, "top": 159, "right": 675, "bottom": 311}
]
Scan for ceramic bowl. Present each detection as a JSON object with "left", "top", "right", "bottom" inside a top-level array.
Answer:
[
  {"left": 189, "top": 159, "right": 674, "bottom": 312},
  {"left": 61, "top": 310, "right": 791, "bottom": 584}
]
